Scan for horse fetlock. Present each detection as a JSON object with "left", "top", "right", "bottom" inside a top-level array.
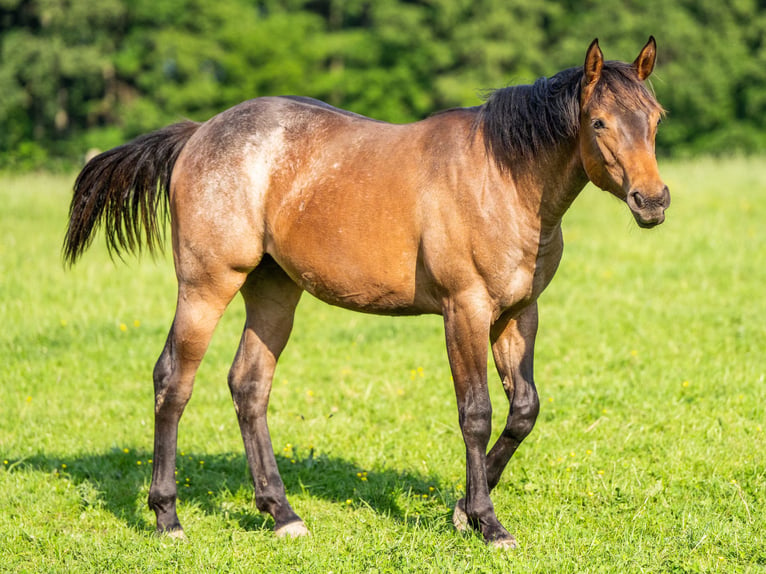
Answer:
[
  {"left": 253, "top": 486, "right": 283, "bottom": 514},
  {"left": 453, "top": 498, "right": 517, "bottom": 548},
  {"left": 148, "top": 488, "right": 174, "bottom": 509},
  {"left": 479, "top": 518, "right": 515, "bottom": 548},
  {"left": 452, "top": 499, "right": 469, "bottom": 532},
  {"left": 148, "top": 491, "right": 180, "bottom": 527},
  {"left": 254, "top": 485, "right": 301, "bottom": 528},
  {"left": 154, "top": 513, "right": 183, "bottom": 535},
  {"left": 150, "top": 496, "right": 185, "bottom": 538}
]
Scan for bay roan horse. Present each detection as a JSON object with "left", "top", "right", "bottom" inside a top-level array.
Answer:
[{"left": 64, "top": 37, "right": 668, "bottom": 548}]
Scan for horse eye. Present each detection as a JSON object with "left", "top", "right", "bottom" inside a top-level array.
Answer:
[
  {"left": 656, "top": 117, "right": 663, "bottom": 127},
  {"left": 592, "top": 119, "right": 606, "bottom": 130}
]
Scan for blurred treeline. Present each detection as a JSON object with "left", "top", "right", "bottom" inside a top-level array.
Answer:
[{"left": 1, "top": 0, "right": 765, "bottom": 168}]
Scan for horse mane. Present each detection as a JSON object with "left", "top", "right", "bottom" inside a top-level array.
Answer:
[{"left": 476, "top": 61, "right": 663, "bottom": 167}]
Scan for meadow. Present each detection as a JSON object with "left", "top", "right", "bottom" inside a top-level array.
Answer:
[{"left": 0, "top": 158, "right": 764, "bottom": 572}]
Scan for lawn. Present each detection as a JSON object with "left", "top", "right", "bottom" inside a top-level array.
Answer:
[{"left": 1, "top": 158, "right": 764, "bottom": 572}]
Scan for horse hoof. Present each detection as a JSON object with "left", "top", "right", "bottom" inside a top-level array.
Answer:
[
  {"left": 157, "top": 527, "right": 186, "bottom": 541},
  {"left": 275, "top": 521, "right": 310, "bottom": 538},
  {"left": 491, "top": 536, "right": 518, "bottom": 550},
  {"left": 452, "top": 499, "right": 469, "bottom": 532},
  {"left": 167, "top": 529, "right": 187, "bottom": 540}
]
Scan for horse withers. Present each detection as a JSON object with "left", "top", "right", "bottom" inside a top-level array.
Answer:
[{"left": 64, "top": 38, "right": 668, "bottom": 548}]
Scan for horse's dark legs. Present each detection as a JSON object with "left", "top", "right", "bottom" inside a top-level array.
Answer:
[
  {"left": 147, "top": 332, "right": 185, "bottom": 535},
  {"left": 452, "top": 303, "right": 539, "bottom": 542},
  {"left": 443, "top": 293, "right": 516, "bottom": 549},
  {"left": 147, "top": 278, "right": 243, "bottom": 536},
  {"left": 487, "top": 303, "right": 540, "bottom": 489},
  {"left": 228, "top": 260, "right": 306, "bottom": 536}
]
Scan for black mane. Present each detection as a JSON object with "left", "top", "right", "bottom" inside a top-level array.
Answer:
[{"left": 476, "top": 61, "right": 662, "bottom": 167}]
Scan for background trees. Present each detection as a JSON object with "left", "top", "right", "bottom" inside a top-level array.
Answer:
[{"left": 1, "top": 0, "right": 765, "bottom": 167}]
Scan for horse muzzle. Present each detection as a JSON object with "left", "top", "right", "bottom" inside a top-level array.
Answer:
[{"left": 626, "top": 185, "right": 670, "bottom": 228}]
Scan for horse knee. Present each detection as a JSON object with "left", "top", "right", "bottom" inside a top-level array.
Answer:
[
  {"left": 506, "top": 391, "right": 540, "bottom": 441},
  {"left": 507, "top": 412, "right": 537, "bottom": 441},
  {"left": 459, "top": 400, "right": 493, "bottom": 445}
]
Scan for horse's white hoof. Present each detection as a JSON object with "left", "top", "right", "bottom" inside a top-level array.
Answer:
[
  {"left": 162, "top": 528, "right": 187, "bottom": 541},
  {"left": 491, "top": 536, "right": 518, "bottom": 550},
  {"left": 274, "top": 521, "right": 310, "bottom": 538},
  {"left": 452, "top": 499, "right": 469, "bottom": 532}
]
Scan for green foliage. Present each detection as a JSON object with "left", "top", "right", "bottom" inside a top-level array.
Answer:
[
  {"left": 1, "top": 159, "right": 765, "bottom": 571},
  {"left": 0, "top": 0, "right": 124, "bottom": 160},
  {"left": 1, "top": 1, "right": 766, "bottom": 166}
]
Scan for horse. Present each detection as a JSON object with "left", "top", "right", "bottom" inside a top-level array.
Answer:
[{"left": 63, "top": 37, "right": 669, "bottom": 549}]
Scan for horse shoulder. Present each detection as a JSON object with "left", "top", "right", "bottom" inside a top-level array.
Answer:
[{"left": 420, "top": 154, "right": 565, "bottom": 319}]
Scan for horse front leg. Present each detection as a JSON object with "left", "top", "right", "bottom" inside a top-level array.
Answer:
[
  {"left": 452, "top": 303, "right": 539, "bottom": 543},
  {"left": 443, "top": 292, "right": 516, "bottom": 549},
  {"left": 487, "top": 303, "right": 540, "bottom": 488}
]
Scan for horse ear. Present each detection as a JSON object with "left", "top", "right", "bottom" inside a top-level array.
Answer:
[
  {"left": 633, "top": 36, "right": 657, "bottom": 80},
  {"left": 582, "top": 39, "right": 603, "bottom": 105}
]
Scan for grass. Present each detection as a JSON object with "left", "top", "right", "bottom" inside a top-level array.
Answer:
[{"left": 1, "top": 158, "right": 764, "bottom": 573}]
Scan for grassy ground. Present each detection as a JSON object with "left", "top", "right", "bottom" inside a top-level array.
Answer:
[{"left": 1, "top": 158, "right": 764, "bottom": 573}]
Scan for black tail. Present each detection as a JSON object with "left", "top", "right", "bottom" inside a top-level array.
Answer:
[{"left": 63, "top": 120, "right": 201, "bottom": 265}]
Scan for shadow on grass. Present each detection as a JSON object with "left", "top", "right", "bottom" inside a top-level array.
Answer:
[{"left": 13, "top": 447, "right": 457, "bottom": 534}]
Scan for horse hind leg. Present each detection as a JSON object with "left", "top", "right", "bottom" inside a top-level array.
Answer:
[
  {"left": 227, "top": 257, "right": 307, "bottom": 537},
  {"left": 147, "top": 271, "right": 246, "bottom": 536}
]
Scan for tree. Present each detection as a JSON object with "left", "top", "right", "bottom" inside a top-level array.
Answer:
[
  {"left": 1, "top": 0, "right": 766, "bottom": 166},
  {"left": 0, "top": 0, "right": 125, "bottom": 166}
]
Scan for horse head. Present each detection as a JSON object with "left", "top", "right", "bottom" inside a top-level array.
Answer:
[{"left": 579, "top": 37, "right": 670, "bottom": 228}]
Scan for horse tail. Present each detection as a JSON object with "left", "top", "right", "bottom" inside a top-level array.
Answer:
[{"left": 63, "top": 120, "right": 201, "bottom": 265}]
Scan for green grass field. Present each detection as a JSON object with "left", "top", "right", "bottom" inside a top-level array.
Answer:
[{"left": 1, "top": 158, "right": 764, "bottom": 573}]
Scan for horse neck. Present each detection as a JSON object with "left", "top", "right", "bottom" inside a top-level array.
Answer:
[
  {"left": 507, "top": 135, "right": 589, "bottom": 238},
  {"left": 476, "top": 69, "right": 593, "bottom": 236}
]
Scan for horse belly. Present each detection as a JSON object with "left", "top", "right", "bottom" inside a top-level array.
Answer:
[
  {"left": 265, "top": 200, "right": 431, "bottom": 314},
  {"left": 274, "top": 240, "right": 429, "bottom": 314}
]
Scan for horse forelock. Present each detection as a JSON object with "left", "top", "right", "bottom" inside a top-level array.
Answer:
[{"left": 477, "top": 61, "right": 662, "bottom": 168}]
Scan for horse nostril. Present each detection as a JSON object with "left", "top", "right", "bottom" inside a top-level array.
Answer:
[
  {"left": 662, "top": 185, "right": 671, "bottom": 208},
  {"left": 629, "top": 190, "right": 646, "bottom": 210}
]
